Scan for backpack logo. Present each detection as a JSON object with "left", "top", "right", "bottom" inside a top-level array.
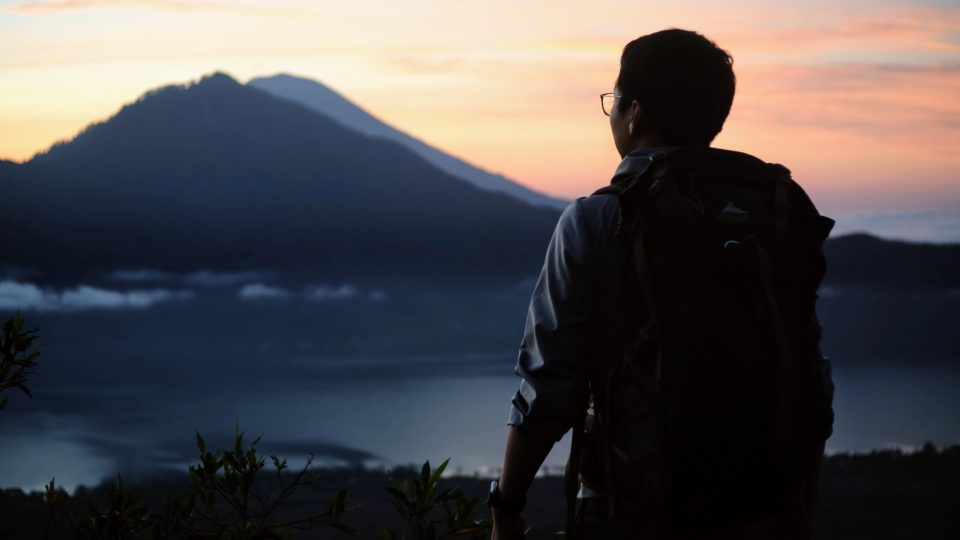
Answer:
[
  {"left": 719, "top": 201, "right": 753, "bottom": 224},
  {"left": 721, "top": 201, "right": 749, "bottom": 215}
]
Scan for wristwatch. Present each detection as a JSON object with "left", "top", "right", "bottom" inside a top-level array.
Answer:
[{"left": 486, "top": 479, "right": 526, "bottom": 514}]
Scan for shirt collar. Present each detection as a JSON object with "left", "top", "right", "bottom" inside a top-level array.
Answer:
[{"left": 610, "top": 147, "right": 676, "bottom": 184}]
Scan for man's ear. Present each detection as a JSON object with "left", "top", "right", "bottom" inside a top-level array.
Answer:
[{"left": 627, "top": 100, "right": 643, "bottom": 137}]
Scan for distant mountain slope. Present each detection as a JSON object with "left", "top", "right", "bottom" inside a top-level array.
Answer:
[
  {"left": 824, "top": 233, "right": 960, "bottom": 290},
  {"left": 248, "top": 73, "right": 568, "bottom": 210},
  {"left": 0, "top": 72, "right": 561, "bottom": 283}
]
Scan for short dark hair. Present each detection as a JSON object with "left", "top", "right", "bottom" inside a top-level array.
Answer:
[{"left": 616, "top": 29, "right": 735, "bottom": 146}]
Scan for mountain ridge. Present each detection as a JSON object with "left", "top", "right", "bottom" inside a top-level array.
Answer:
[
  {"left": 823, "top": 233, "right": 960, "bottom": 290},
  {"left": 248, "top": 73, "right": 568, "bottom": 210},
  {"left": 0, "top": 72, "right": 561, "bottom": 283}
]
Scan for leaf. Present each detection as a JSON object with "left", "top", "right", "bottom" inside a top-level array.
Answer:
[
  {"left": 420, "top": 460, "right": 431, "bottom": 488},
  {"left": 195, "top": 431, "right": 206, "bottom": 453},
  {"left": 270, "top": 454, "right": 287, "bottom": 472},
  {"left": 330, "top": 489, "right": 349, "bottom": 515},
  {"left": 430, "top": 458, "right": 450, "bottom": 486}
]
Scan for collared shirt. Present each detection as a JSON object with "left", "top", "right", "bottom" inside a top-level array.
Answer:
[{"left": 507, "top": 148, "right": 658, "bottom": 442}]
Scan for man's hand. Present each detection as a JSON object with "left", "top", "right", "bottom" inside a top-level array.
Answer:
[{"left": 490, "top": 508, "right": 525, "bottom": 540}]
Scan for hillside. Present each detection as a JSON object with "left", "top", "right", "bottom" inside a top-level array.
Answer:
[
  {"left": 0, "top": 73, "right": 560, "bottom": 283},
  {"left": 248, "top": 73, "right": 567, "bottom": 210}
]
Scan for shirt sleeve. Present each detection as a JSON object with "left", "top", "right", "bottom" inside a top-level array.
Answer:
[{"left": 508, "top": 199, "right": 598, "bottom": 442}]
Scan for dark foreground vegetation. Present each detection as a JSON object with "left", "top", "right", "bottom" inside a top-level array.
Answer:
[
  {"left": 0, "top": 432, "right": 491, "bottom": 540},
  {"left": 1, "top": 443, "right": 958, "bottom": 539}
]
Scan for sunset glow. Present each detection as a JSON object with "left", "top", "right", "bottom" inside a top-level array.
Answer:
[{"left": 1, "top": 0, "right": 958, "bottom": 215}]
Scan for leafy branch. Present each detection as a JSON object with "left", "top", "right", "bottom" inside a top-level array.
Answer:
[
  {"left": 0, "top": 311, "right": 41, "bottom": 410},
  {"left": 381, "top": 459, "right": 490, "bottom": 540},
  {"left": 46, "top": 427, "right": 355, "bottom": 540}
]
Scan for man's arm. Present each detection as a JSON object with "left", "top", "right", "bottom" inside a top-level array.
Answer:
[
  {"left": 498, "top": 425, "right": 555, "bottom": 505},
  {"left": 493, "top": 198, "right": 610, "bottom": 537}
]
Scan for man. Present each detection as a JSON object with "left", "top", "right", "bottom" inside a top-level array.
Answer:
[{"left": 488, "top": 29, "right": 835, "bottom": 539}]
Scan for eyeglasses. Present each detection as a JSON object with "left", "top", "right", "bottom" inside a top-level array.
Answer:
[{"left": 600, "top": 92, "right": 620, "bottom": 116}]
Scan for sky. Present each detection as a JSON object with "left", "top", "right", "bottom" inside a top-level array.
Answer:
[{"left": 1, "top": 0, "right": 958, "bottom": 220}]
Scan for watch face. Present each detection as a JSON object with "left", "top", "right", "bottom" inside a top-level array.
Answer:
[
  {"left": 486, "top": 480, "right": 498, "bottom": 507},
  {"left": 486, "top": 479, "right": 524, "bottom": 513}
]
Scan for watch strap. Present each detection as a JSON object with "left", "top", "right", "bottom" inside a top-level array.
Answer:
[{"left": 486, "top": 479, "right": 526, "bottom": 514}]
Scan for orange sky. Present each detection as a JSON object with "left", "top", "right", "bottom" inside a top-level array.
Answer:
[{"left": 1, "top": 0, "right": 958, "bottom": 214}]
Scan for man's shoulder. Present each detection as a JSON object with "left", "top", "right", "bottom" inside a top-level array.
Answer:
[
  {"left": 547, "top": 193, "right": 626, "bottom": 272},
  {"left": 556, "top": 192, "right": 621, "bottom": 240}
]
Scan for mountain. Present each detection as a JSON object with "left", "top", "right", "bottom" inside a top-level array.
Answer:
[
  {"left": 824, "top": 233, "right": 960, "bottom": 290},
  {"left": 0, "top": 72, "right": 561, "bottom": 283},
  {"left": 248, "top": 73, "right": 568, "bottom": 210}
]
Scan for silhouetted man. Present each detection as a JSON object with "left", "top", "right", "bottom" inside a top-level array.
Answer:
[{"left": 488, "top": 29, "right": 835, "bottom": 540}]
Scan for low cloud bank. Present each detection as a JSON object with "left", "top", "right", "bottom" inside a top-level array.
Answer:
[
  {"left": 184, "top": 270, "right": 271, "bottom": 287},
  {"left": 238, "top": 283, "right": 291, "bottom": 300},
  {"left": 236, "top": 283, "right": 387, "bottom": 302},
  {"left": 109, "top": 269, "right": 174, "bottom": 282},
  {"left": 110, "top": 269, "right": 271, "bottom": 287},
  {"left": 0, "top": 281, "right": 192, "bottom": 312},
  {"left": 307, "top": 284, "right": 357, "bottom": 301}
]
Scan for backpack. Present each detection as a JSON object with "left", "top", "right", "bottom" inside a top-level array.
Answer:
[{"left": 566, "top": 147, "right": 835, "bottom": 537}]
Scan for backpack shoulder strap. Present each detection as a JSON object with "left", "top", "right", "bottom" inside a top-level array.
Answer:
[{"left": 565, "top": 157, "right": 666, "bottom": 537}]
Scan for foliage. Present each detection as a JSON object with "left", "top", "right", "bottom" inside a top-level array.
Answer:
[
  {"left": 0, "top": 311, "right": 40, "bottom": 410},
  {"left": 380, "top": 459, "right": 490, "bottom": 540},
  {"left": 177, "top": 426, "right": 354, "bottom": 538},
  {"left": 72, "top": 476, "right": 154, "bottom": 540},
  {"left": 44, "top": 427, "right": 354, "bottom": 539}
]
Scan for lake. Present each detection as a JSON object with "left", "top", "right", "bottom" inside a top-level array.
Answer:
[{"left": 1, "top": 282, "right": 958, "bottom": 491}]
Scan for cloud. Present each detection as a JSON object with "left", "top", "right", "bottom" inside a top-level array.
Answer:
[
  {"left": 523, "top": 5, "right": 960, "bottom": 64},
  {"left": 0, "top": 281, "right": 192, "bottom": 312},
  {"left": 238, "top": 283, "right": 291, "bottom": 301},
  {"left": 733, "top": 63, "right": 960, "bottom": 140},
  {"left": 183, "top": 270, "right": 270, "bottom": 287},
  {"left": 713, "top": 6, "right": 960, "bottom": 60},
  {"left": 267, "top": 440, "right": 380, "bottom": 468},
  {"left": 108, "top": 269, "right": 176, "bottom": 282},
  {"left": 715, "top": 62, "right": 960, "bottom": 210},
  {"left": 5, "top": 0, "right": 174, "bottom": 13},
  {"left": 306, "top": 284, "right": 357, "bottom": 301},
  {"left": 239, "top": 283, "right": 385, "bottom": 302},
  {"left": 3, "top": 0, "right": 312, "bottom": 17},
  {"left": 109, "top": 269, "right": 271, "bottom": 287}
]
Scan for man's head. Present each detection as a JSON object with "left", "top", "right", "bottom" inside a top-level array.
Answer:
[{"left": 609, "top": 28, "right": 735, "bottom": 157}]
